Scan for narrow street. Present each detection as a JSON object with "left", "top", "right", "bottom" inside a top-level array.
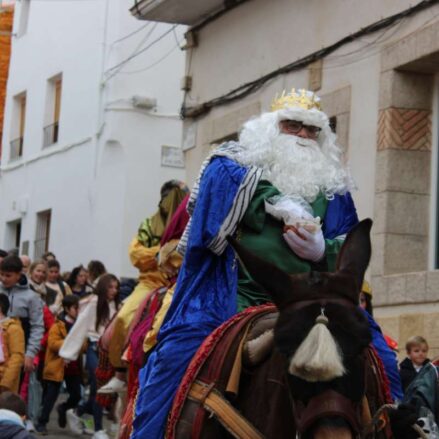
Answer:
[{"left": 41, "top": 395, "right": 116, "bottom": 439}]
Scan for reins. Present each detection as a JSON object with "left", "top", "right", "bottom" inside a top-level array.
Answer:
[{"left": 361, "top": 403, "right": 428, "bottom": 439}]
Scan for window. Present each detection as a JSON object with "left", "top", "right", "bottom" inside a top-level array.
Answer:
[
  {"left": 17, "top": 0, "right": 31, "bottom": 37},
  {"left": 10, "top": 92, "right": 26, "bottom": 161},
  {"left": 5, "top": 220, "right": 21, "bottom": 252},
  {"left": 21, "top": 240, "right": 29, "bottom": 256},
  {"left": 433, "top": 75, "right": 439, "bottom": 268},
  {"left": 43, "top": 75, "right": 62, "bottom": 147},
  {"left": 34, "top": 210, "right": 51, "bottom": 259}
]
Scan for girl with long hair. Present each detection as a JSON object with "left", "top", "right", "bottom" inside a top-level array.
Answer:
[
  {"left": 59, "top": 274, "right": 121, "bottom": 439},
  {"left": 66, "top": 265, "right": 92, "bottom": 298}
]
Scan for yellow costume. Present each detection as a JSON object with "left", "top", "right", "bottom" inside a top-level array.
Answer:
[{"left": 108, "top": 181, "right": 188, "bottom": 368}]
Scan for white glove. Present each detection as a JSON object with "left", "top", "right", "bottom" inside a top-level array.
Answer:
[{"left": 283, "top": 227, "right": 325, "bottom": 262}]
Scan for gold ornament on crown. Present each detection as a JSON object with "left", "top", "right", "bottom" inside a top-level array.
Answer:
[{"left": 270, "top": 88, "right": 322, "bottom": 112}]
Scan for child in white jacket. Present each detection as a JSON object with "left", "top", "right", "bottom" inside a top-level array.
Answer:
[{"left": 60, "top": 274, "right": 120, "bottom": 439}]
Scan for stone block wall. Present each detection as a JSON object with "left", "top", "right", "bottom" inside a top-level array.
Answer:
[
  {"left": 373, "top": 21, "right": 439, "bottom": 356},
  {"left": 377, "top": 311, "right": 439, "bottom": 361}
]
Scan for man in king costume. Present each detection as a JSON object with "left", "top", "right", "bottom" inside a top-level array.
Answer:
[{"left": 132, "top": 89, "right": 359, "bottom": 438}]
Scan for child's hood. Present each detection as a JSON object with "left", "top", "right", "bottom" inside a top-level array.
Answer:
[
  {"left": 0, "top": 317, "right": 20, "bottom": 330},
  {"left": 0, "top": 274, "right": 30, "bottom": 294},
  {"left": 400, "top": 357, "right": 415, "bottom": 371},
  {"left": 0, "top": 409, "right": 25, "bottom": 427}
]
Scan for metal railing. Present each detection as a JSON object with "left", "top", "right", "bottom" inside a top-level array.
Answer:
[
  {"left": 10, "top": 137, "right": 23, "bottom": 160},
  {"left": 43, "top": 122, "right": 59, "bottom": 148}
]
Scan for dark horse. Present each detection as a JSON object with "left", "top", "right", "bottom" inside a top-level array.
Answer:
[{"left": 168, "top": 220, "right": 421, "bottom": 439}]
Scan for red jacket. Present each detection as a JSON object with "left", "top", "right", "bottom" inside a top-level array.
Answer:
[{"left": 36, "top": 306, "right": 55, "bottom": 367}]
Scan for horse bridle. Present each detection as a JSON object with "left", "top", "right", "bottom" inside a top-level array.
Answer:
[
  {"left": 284, "top": 297, "right": 363, "bottom": 437},
  {"left": 283, "top": 297, "right": 357, "bottom": 313},
  {"left": 293, "top": 389, "right": 362, "bottom": 436}
]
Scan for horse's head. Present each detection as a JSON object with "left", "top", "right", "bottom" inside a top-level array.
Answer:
[{"left": 228, "top": 219, "right": 373, "bottom": 439}]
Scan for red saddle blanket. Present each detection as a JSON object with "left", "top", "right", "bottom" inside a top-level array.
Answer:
[{"left": 166, "top": 303, "right": 276, "bottom": 438}]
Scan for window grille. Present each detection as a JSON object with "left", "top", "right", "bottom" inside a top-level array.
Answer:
[{"left": 34, "top": 210, "right": 51, "bottom": 259}]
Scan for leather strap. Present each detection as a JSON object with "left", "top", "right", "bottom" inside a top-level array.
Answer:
[
  {"left": 188, "top": 380, "right": 265, "bottom": 439},
  {"left": 285, "top": 297, "right": 357, "bottom": 313},
  {"left": 226, "top": 323, "right": 251, "bottom": 395},
  {"left": 294, "top": 389, "right": 361, "bottom": 434}
]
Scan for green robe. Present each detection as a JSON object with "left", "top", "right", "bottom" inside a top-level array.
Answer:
[{"left": 237, "top": 180, "right": 343, "bottom": 311}]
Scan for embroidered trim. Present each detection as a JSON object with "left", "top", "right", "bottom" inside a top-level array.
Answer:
[
  {"left": 208, "top": 167, "right": 262, "bottom": 256},
  {"left": 177, "top": 142, "right": 261, "bottom": 256}
]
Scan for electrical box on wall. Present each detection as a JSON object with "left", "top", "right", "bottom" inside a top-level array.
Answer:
[
  {"left": 181, "top": 76, "right": 192, "bottom": 91},
  {"left": 182, "top": 31, "right": 197, "bottom": 50}
]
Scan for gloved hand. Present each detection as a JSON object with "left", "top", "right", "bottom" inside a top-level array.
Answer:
[{"left": 283, "top": 227, "right": 325, "bottom": 262}]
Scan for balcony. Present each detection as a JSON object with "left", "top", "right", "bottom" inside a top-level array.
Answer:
[
  {"left": 130, "top": 0, "right": 225, "bottom": 25},
  {"left": 10, "top": 136, "right": 23, "bottom": 161},
  {"left": 43, "top": 122, "right": 59, "bottom": 148}
]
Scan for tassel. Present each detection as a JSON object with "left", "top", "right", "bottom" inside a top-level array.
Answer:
[{"left": 288, "top": 311, "right": 345, "bottom": 382}]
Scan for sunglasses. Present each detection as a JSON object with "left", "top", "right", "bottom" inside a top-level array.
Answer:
[{"left": 280, "top": 120, "right": 321, "bottom": 139}]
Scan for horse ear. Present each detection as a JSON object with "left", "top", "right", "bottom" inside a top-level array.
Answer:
[
  {"left": 226, "top": 236, "right": 295, "bottom": 309},
  {"left": 335, "top": 219, "right": 372, "bottom": 290}
]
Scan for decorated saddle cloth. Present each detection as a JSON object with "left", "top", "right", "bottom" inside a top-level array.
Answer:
[{"left": 166, "top": 304, "right": 276, "bottom": 439}]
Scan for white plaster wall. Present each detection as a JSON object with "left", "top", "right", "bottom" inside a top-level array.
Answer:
[
  {"left": 3, "top": 0, "right": 102, "bottom": 159},
  {"left": 0, "top": 0, "right": 186, "bottom": 277},
  {"left": 92, "top": 1, "right": 186, "bottom": 276},
  {"left": 0, "top": 140, "right": 95, "bottom": 271}
]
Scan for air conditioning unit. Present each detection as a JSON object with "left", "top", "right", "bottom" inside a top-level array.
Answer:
[{"left": 132, "top": 96, "right": 157, "bottom": 110}]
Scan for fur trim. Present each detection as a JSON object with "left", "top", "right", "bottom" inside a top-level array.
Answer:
[
  {"left": 244, "top": 329, "right": 274, "bottom": 366},
  {"left": 276, "top": 108, "right": 329, "bottom": 129}
]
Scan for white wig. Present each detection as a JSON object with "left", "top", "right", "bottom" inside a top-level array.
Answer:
[{"left": 236, "top": 109, "right": 354, "bottom": 202}]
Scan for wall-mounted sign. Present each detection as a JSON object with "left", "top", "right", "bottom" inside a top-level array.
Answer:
[
  {"left": 161, "top": 145, "right": 185, "bottom": 168},
  {"left": 182, "top": 121, "right": 197, "bottom": 151}
]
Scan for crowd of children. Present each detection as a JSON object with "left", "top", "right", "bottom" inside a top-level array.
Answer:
[{"left": 0, "top": 250, "right": 128, "bottom": 438}]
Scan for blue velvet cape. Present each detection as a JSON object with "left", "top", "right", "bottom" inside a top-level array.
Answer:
[{"left": 132, "top": 156, "right": 358, "bottom": 438}]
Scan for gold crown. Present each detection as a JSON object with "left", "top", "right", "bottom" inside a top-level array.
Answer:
[
  {"left": 362, "top": 280, "right": 372, "bottom": 296},
  {"left": 270, "top": 88, "right": 322, "bottom": 112}
]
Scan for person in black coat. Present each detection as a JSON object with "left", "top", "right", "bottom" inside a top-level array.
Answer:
[{"left": 399, "top": 335, "right": 430, "bottom": 392}]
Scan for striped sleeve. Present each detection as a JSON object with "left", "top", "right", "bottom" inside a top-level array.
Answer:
[{"left": 207, "top": 166, "right": 262, "bottom": 255}]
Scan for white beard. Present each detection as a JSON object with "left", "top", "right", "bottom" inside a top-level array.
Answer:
[{"left": 236, "top": 112, "right": 353, "bottom": 203}]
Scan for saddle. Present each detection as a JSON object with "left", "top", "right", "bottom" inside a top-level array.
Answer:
[
  {"left": 167, "top": 304, "right": 276, "bottom": 439},
  {"left": 167, "top": 305, "right": 392, "bottom": 439}
]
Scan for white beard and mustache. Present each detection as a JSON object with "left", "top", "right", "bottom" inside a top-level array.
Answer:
[{"left": 236, "top": 112, "right": 353, "bottom": 203}]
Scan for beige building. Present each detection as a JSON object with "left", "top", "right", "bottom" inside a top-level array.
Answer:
[{"left": 132, "top": 0, "right": 439, "bottom": 358}]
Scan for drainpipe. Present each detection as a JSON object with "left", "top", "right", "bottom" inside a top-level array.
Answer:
[{"left": 93, "top": 0, "right": 110, "bottom": 179}]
